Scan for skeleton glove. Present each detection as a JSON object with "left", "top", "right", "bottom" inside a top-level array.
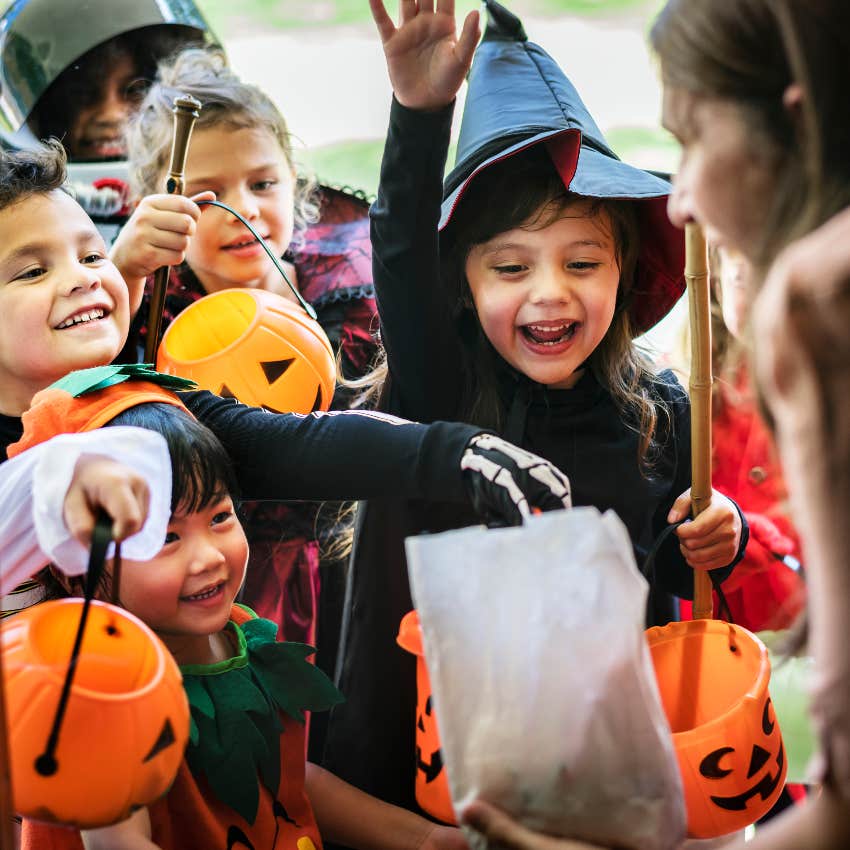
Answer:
[{"left": 460, "top": 433, "right": 572, "bottom": 527}]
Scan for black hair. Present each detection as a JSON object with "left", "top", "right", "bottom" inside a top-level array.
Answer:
[
  {"left": 105, "top": 402, "right": 239, "bottom": 514},
  {"left": 0, "top": 138, "right": 66, "bottom": 210}
]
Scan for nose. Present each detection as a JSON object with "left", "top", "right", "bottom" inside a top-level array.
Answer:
[
  {"left": 187, "top": 534, "right": 227, "bottom": 575},
  {"left": 228, "top": 185, "right": 260, "bottom": 222},
  {"left": 92, "top": 83, "right": 129, "bottom": 128},
  {"left": 529, "top": 264, "right": 571, "bottom": 305},
  {"left": 60, "top": 262, "right": 102, "bottom": 296},
  {"left": 666, "top": 174, "right": 693, "bottom": 229}
]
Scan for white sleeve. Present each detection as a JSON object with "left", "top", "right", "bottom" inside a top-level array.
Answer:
[{"left": 0, "top": 427, "right": 172, "bottom": 594}]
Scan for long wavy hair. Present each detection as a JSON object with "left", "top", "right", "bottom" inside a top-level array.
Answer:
[
  {"left": 650, "top": 0, "right": 850, "bottom": 276},
  {"left": 441, "top": 146, "right": 671, "bottom": 471}
]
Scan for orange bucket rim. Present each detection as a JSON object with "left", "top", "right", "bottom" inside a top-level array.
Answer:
[
  {"left": 397, "top": 609, "right": 423, "bottom": 655},
  {"left": 14, "top": 598, "right": 173, "bottom": 702},
  {"left": 646, "top": 619, "right": 773, "bottom": 738}
]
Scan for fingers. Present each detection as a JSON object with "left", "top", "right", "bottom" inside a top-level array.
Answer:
[
  {"left": 369, "top": 0, "right": 396, "bottom": 42},
  {"left": 455, "top": 9, "right": 481, "bottom": 67},
  {"left": 667, "top": 489, "right": 692, "bottom": 523},
  {"left": 64, "top": 456, "right": 153, "bottom": 548},
  {"left": 398, "top": 0, "right": 418, "bottom": 27}
]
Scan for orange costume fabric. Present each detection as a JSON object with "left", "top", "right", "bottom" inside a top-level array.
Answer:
[{"left": 22, "top": 606, "right": 328, "bottom": 850}]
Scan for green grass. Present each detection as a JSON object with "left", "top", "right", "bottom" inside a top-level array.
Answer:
[
  {"left": 605, "top": 125, "right": 679, "bottom": 174},
  {"left": 196, "top": 0, "right": 661, "bottom": 34}
]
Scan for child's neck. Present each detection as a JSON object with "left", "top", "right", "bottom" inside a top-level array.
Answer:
[
  {"left": 161, "top": 627, "right": 236, "bottom": 667},
  {"left": 194, "top": 260, "right": 300, "bottom": 303}
]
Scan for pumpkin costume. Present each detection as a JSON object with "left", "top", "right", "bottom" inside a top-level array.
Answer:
[{"left": 22, "top": 604, "right": 343, "bottom": 850}]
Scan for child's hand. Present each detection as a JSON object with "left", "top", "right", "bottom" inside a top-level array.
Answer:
[
  {"left": 64, "top": 454, "right": 152, "bottom": 547},
  {"left": 419, "top": 824, "right": 470, "bottom": 850},
  {"left": 110, "top": 190, "right": 215, "bottom": 314},
  {"left": 462, "top": 801, "right": 608, "bottom": 850},
  {"left": 370, "top": 0, "right": 481, "bottom": 111},
  {"left": 668, "top": 488, "right": 742, "bottom": 571}
]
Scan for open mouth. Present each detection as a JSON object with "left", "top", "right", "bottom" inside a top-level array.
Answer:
[
  {"left": 222, "top": 234, "right": 269, "bottom": 252},
  {"left": 54, "top": 307, "right": 109, "bottom": 330},
  {"left": 78, "top": 138, "right": 126, "bottom": 159},
  {"left": 180, "top": 581, "right": 225, "bottom": 603},
  {"left": 520, "top": 321, "right": 579, "bottom": 346}
]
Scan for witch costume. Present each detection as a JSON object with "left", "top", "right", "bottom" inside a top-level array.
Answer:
[{"left": 320, "top": 0, "right": 747, "bottom": 815}]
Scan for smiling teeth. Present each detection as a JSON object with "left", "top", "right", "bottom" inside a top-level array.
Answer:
[
  {"left": 56, "top": 308, "right": 105, "bottom": 329},
  {"left": 184, "top": 584, "right": 220, "bottom": 601}
]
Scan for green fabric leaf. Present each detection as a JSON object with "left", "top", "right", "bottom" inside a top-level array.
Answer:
[
  {"left": 50, "top": 364, "right": 197, "bottom": 397},
  {"left": 180, "top": 614, "right": 343, "bottom": 824}
]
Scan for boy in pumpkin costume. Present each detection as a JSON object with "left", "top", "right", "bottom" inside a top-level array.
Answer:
[{"left": 10, "top": 366, "right": 471, "bottom": 850}]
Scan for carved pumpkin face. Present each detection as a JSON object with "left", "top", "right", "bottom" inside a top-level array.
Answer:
[
  {"left": 2, "top": 599, "right": 189, "bottom": 828},
  {"left": 646, "top": 619, "right": 787, "bottom": 839},
  {"left": 157, "top": 288, "right": 336, "bottom": 414},
  {"left": 397, "top": 610, "right": 456, "bottom": 825}
]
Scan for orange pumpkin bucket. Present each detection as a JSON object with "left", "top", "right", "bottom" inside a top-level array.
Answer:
[
  {"left": 397, "top": 610, "right": 456, "bottom": 825},
  {"left": 2, "top": 599, "right": 189, "bottom": 828},
  {"left": 157, "top": 288, "right": 336, "bottom": 414},
  {"left": 646, "top": 619, "right": 786, "bottom": 839}
]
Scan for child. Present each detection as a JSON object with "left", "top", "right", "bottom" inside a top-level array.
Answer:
[
  {"left": 0, "top": 0, "right": 214, "bottom": 162},
  {"left": 318, "top": 0, "right": 747, "bottom": 811},
  {"left": 10, "top": 371, "right": 469, "bottom": 850},
  {"left": 0, "top": 143, "right": 572, "bottom": 613},
  {"left": 110, "top": 49, "right": 380, "bottom": 668}
]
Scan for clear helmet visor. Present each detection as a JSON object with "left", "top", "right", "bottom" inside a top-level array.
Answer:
[{"left": 0, "top": 0, "right": 214, "bottom": 134}]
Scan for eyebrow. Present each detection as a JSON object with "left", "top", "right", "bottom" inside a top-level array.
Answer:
[
  {"left": 187, "top": 162, "right": 283, "bottom": 186},
  {"left": 0, "top": 228, "right": 102, "bottom": 268},
  {"left": 479, "top": 238, "right": 608, "bottom": 256}
]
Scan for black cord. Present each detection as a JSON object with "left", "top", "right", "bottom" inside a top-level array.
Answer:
[
  {"left": 196, "top": 199, "right": 318, "bottom": 321},
  {"left": 35, "top": 513, "right": 113, "bottom": 777}
]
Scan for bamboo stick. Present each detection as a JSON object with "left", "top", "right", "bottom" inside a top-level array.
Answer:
[{"left": 685, "top": 222, "right": 714, "bottom": 619}]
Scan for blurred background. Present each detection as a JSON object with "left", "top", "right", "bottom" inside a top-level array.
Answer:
[{"left": 194, "top": 0, "right": 677, "bottom": 198}]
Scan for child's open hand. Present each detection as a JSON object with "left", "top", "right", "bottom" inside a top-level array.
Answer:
[
  {"left": 370, "top": 0, "right": 481, "bottom": 111},
  {"left": 109, "top": 190, "right": 216, "bottom": 314},
  {"left": 64, "top": 454, "right": 152, "bottom": 547},
  {"left": 668, "top": 488, "right": 742, "bottom": 571}
]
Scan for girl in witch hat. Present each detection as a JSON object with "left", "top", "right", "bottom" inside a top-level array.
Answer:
[{"left": 320, "top": 0, "right": 747, "bottom": 814}]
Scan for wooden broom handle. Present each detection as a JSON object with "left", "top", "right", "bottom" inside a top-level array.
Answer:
[
  {"left": 685, "top": 223, "right": 714, "bottom": 619},
  {"left": 144, "top": 94, "right": 202, "bottom": 365}
]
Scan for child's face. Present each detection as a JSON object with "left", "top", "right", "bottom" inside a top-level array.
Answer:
[
  {"left": 117, "top": 494, "right": 248, "bottom": 661},
  {"left": 181, "top": 125, "right": 296, "bottom": 294},
  {"left": 465, "top": 201, "right": 620, "bottom": 389},
  {"left": 717, "top": 247, "right": 752, "bottom": 340},
  {"left": 0, "top": 190, "right": 130, "bottom": 414},
  {"left": 65, "top": 52, "right": 144, "bottom": 161}
]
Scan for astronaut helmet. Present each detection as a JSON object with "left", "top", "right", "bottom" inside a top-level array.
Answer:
[{"left": 0, "top": 0, "right": 217, "bottom": 159}]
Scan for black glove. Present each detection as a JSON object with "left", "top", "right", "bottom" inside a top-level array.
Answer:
[{"left": 460, "top": 434, "right": 571, "bottom": 527}]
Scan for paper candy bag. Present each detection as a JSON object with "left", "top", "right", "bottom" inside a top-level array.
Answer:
[{"left": 406, "top": 508, "right": 686, "bottom": 850}]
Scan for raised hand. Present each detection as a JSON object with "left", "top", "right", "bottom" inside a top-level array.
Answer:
[
  {"left": 461, "top": 433, "right": 571, "bottom": 526},
  {"left": 370, "top": 0, "right": 481, "bottom": 110}
]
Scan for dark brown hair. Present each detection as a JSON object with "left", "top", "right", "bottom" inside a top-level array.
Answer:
[
  {"left": 651, "top": 0, "right": 850, "bottom": 272},
  {"left": 442, "top": 146, "right": 669, "bottom": 469},
  {"left": 0, "top": 138, "right": 66, "bottom": 210}
]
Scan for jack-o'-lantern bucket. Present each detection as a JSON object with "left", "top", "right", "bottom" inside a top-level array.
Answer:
[
  {"left": 646, "top": 619, "right": 786, "bottom": 839},
  {"left": 397, "top": 610, "right": 456, "bottom": 824},
  {"left": 157, "top": 288, "right": 336, "bottom": 414},
  {"left": 2, "top": 598, "right": 190, "bottom": 829}
]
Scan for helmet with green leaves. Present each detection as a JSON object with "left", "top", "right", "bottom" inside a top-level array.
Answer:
[{"left": 0, "top": 0, "right": 216, "bottom": 147}]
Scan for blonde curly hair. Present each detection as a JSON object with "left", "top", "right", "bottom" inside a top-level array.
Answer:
[{"left": 125, "top": 48, "right": 319, "bottom": 247}]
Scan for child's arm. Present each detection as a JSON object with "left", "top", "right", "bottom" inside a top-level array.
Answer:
[
  {"left": 1, "top": 427, "right": 170, "bottom": 593},
  {"left": 82, "top": 807, "right": 160, "bottom": 850},
  {"left": 109, "top": 191, "right": 215, "bottom": 315},
  {"left": 305, "top": 763, "right": 468, "bottom": 850},
  {"left": 368, "top": 0, "right": 480, "bottom": 422}
]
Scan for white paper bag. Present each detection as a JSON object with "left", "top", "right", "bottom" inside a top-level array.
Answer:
[{"left": 406, "top": 508, "right": 686, "bottom": 850}]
